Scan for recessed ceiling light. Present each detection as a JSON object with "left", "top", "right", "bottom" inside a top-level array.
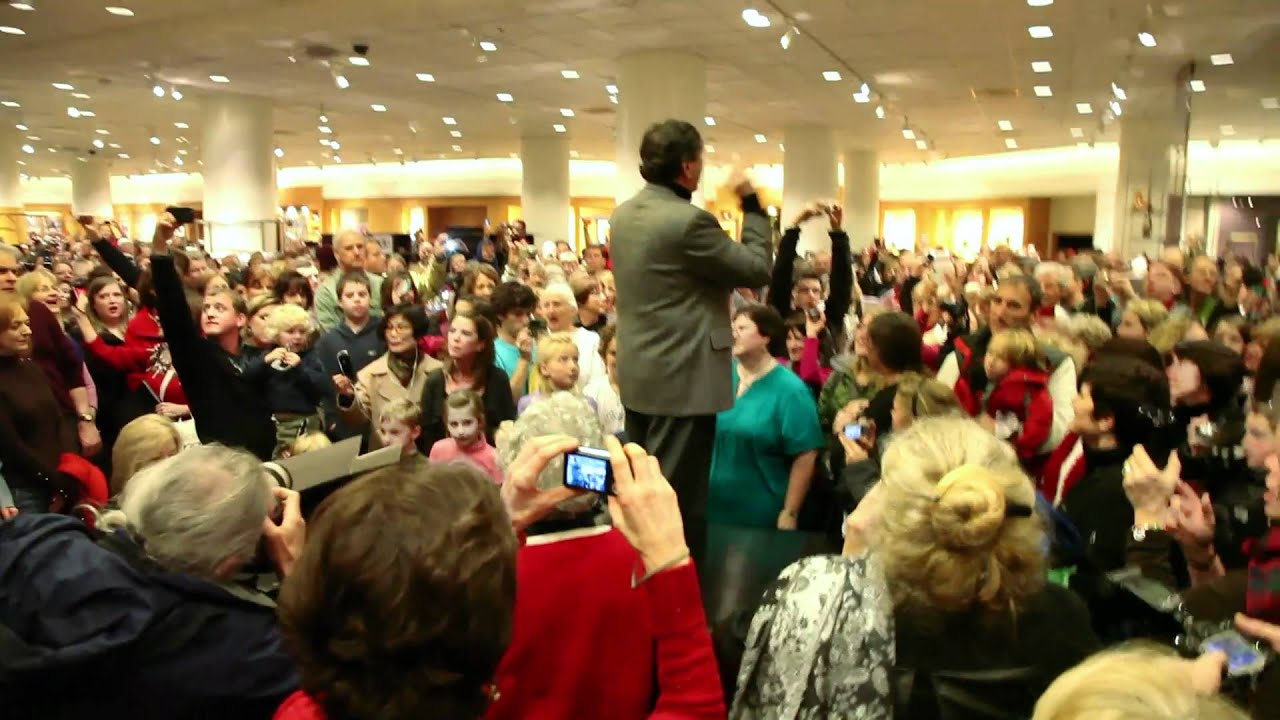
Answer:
[
  {"left": 209, "top": 75, "right": 230, "bottom": 83},
  {"left": 1006, "top": 138, "right": 1019, "bottom": 149},
  {"left": 560, "top": 108, "right": 574, "bottom": 117},
  {"left": 1031, "top": 61, "right": 1052, "bottom": 73},
  {"left": 370, "top": 103, "right": 387, "bottom": 112},
  {"left": 479, "top": 41, "right": 497, "bottom": 52},
  {"left": 392, "top": 148, "right": 403, "bottom": 155},
  {"left": 1111, "top": 82, "right": 1127, "bottom": 100},
  {"left": 21, "top": 144, "right": 35, "bottom": 154},
  {"left": 553, "top": 124, "right": 566, "bottom": 133},
  {"left": 1, "top": 100, "right": 20, "bottom": 108},
  {"left": 108, "top": 142, "right": 119, "bottom": 148},
  {"left": 1028, "top": 26, "right": 1053, "bottom": 39},
  {"left": 569, "top": 150, "right": 579, "bottom": 158},
  {"left": 348, "top": 56, "right": 370, "bottom": 66},
  {"left": 66, "top": 106, "right": 79, "bottom": 117},
  {"left": 1189, "top": 79, "right": 1206, "bottom": 92},
  {"left": 274, "top": 147, "right": 284, "bottom": 158},
  {"left": 997, "top": 120, "right": 1013, "bottom": 131},
  {"left": 1109, "top": 99, "right": 1124, "bottom": 116},
  {"left": 915, "top": 139, "right": 928, "bottom": 150},
  {"left": 95, "top": 128, "right": 109, "bottom": 135},
  {"left": 450, "top": 130, "right": 462, "bottom": 138},
  {"left": 176, "top": 149, "right": 187, "bottom": 155},
  {"left": 79, "top": 110, "right": 94, "bottom": 117},
  {"left": 704, "top": 116, "right": 716, "bottom": 126},
  {"left": 330, "top": 140, "right": 340, "bottom": 150},
  {"left": 496, "top": 93, "right": 514, "bottom": 102},
  {"left": 742, "top": 8, "right": 771, "bottom": 28},
  {"left": 118, "top": 153, "right": 129, "bottom": 159},
  {"left": 1262, "top": 98, "right": 1280, "bottom": 110},
  {"left": 1027, "top": 0, "right": 1053, "bottom": 5},
  {"left": 14, "top": 123, "right": 27, "bottom": 130},
  {"left": 874, "top": 105, "right": 886, "bottom": 119},
  {"left": 1076, "top": 103, "right": 1093, "bottom": 114},
  {"left": 1220, "top": 124, "right": 1236, "bottom": 136},
  {"left": 608, "top": 95, "right": 617, "bottom": 104},
  {"left": 71, "top": 92, "right": 89, "bottom": 99},
  {"left": 705, "top": 144, "right": 715, "bottom": 153},
  {"left": 778, "top": 143, "right": 785, "bottom": 152},
  {"left": 1034, "top": 85, "right": 1053, "bottom": 97},
  {"left": 1070, "top": 127, "right": 1085, "bottom": 137},
  {"left": 605, "top": 84, "right": 618, "bottom": 95},
  {"left": 1210, "top": 53, "right": 1233, "bottom": 66},
  {"left": 174, "top": 122, "right": 188, "bottom": 129},
  {"left": 149, "top": 136, "right": 160, "bottom": 145},
  {"left": 754, "top": 133, "right": 767, "bottom": 143},
  {"left": 52, "top": 82, "right": 73, "bottom": 90},
  {"left": 902, "top": 128, "right": 915, "bottom": 139},
  {"left": 333, "top": 155, "right": 342, "bottom": 163},
  {"left": 452, "top": 144, "right": 463, "bottom": 151},
  {"left": 443, "top": 116, "right": 457, "bottom": 125},
  {"left": 318, "top": 125, "right": 331, "bottom": 133},
  {"left": 25, "top": 135, "right": 39, "bottom": 140},
  {"left": 0, "top": 26, "right": 27, "bottom": 35},
  {"left": 822, "top": 70, "right": 841, "bottom": 81},
  {"left": 853, "top": 92, "right": 870, "bottom": 103},
  {"left": 9, "top": 2, "right": 34, "bottom": 11},
  {"left": 90, "top": 138, "right": 104, "bottom": 149},
  {"left": 561, "top": 69, "right": 579, "bottom": 79},
  {"left": 320, "top": 138, "right": 331, "bottom": 146},
  {"left": 1138, "top": 32, "right": 1156, "bottom": 47},
  {"left": 105, "top": 6, "right": 134, "bottom": 16},
  {"left": 416, "top": 72, "right": 435, "bottom": 82}
]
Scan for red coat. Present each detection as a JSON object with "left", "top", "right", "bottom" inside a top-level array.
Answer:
[
  {"left": 1039, "top": 433, "right": 1086, "bottom": 507},
  {"left": 85, "top": 310, "right": 188, "bottom": 404},
  {"left": 982, "top": 366, "right": 1053, "bottom": 460}
]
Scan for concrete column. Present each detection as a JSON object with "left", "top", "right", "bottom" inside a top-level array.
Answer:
[
  {"left": 614, "top": 50, "right": 707, "bottom": 204},
  {"left": 0, "top": 124, "right": 23, "bottom": 245},
  {"left": 1111, "top": 64, "right": 1192, "bottom": 258},
  {"left": 201, "top": 93, "right": 276, "bottom": 254},
  {"left": 1093, "top": 165, "right": 1119, "bottom": 253},
  {"left": 520, "top": 134, "right": 572, "bottom": 249},
  {"left": 70, "top": 158, "right": 113, "bottom": 218},
  {"left": 841, "top": 149, "right": 880, "bottom": 248},
  {"left": 781, "top": 125, "right": 838, "bottom": 255}
]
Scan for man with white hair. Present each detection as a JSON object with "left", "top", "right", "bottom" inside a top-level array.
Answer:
[
  {"left": 314, "top": 229, "right": 385, "bottom": 332},
  {"left": 1034, "top": 261, "right": 1074, "bottom": 324},
  {"left": 0, "top": 444, "right": 305, "bottom": 716},
  {"left": 540, "top": 281, "right": 608, "bottom": 389}
]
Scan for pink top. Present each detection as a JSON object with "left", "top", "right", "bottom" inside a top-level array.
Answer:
[{"left": 429, "top": 437, "right": 504, "bottom": 484}]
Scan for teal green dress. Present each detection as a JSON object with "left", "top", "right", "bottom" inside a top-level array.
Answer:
[{"left": 709, "top": 363, "right": 825, "bottom": 528}]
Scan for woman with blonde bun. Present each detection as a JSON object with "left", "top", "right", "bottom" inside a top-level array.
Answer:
[
  {"left": 731, "top": 417, "right": 1099, "bottom": 720},
  {"left": 1033, "top": 645, "right": 1247, "bottom": 720}
]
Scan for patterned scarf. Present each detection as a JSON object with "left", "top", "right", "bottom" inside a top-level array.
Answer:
[
  {"left": 386, "top": 348, "right": 418, "bottom": 388},
  {"left": 1245, "top": 524, "right": 1280, "bottom": 623}
]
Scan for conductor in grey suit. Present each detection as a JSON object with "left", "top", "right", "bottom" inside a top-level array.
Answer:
[{"left": 610, "top": 119, "right": 773, "bottom": 562}]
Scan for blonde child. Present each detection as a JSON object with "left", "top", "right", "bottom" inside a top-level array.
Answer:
[
  {"left": 243, "top": 303, "right": 328, "bottom": 458},
  {"left": 376, "top": 397, "right": 431, "bottom": 473},
  {"left": 281, "top": 431, "right": 332, "bottom": 459},
  {"left": 955, "top": 328, "right": 1053, "bottom": 460},
  {"left": 517, "top": 332, "right": 596, "bottom": 416},
  {"left": 428, "top": 390, "right": 502, "bottom": 483}
]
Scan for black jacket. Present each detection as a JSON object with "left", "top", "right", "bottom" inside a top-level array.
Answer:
[
  {"left": 415, "top": 364, "right": 517, "bottom": 453},
  {"left": 152, "top": 254, "right": 276, "bottom": 460},
  {"left": 768, "top": 226, "right": 854, "bottom": 347}
]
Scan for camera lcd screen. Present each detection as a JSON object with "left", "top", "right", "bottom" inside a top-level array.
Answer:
[
  {"left": 1203, "top": 632, "right": 1266, "bottom": 676},
  {"left": 843, "top": 424, "right": 864, "bottom": 441},
  {"left": 563, "top": 449, "right": 612, "bottom": 494}
]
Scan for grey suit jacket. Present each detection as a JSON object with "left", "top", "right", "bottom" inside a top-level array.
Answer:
[{"left": 611, "top": 183, "right": 773, "bottom": 416}]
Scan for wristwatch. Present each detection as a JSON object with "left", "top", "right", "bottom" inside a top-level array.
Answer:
[
  {"left": 78, "top": 410, "right": 96, "bottom": 423},
  {"left": 1131, "top": 523, "right": 1165, "bottom": 542}
]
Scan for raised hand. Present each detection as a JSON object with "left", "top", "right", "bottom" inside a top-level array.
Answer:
[
  {"left": 1121, "top": 445, "right": 1180, "bottom": 518},
  {"left": 152, "top": 212, "right": 177, "bottom": 253}
]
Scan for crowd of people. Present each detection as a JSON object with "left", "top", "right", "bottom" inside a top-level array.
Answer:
[{"left": 0, "top": 117, "right": 1278, "bottom": 719}]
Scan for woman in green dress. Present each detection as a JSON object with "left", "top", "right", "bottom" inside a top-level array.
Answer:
[{"left": 709, "top": 304, "right": 825, "bottom": 530}]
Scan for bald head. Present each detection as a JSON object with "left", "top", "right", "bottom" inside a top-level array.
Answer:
[{"left": 334, "top": 230, "right": 366, "bottom": 272}]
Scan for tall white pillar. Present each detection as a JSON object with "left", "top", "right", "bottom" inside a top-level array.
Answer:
[
  {"left": 781, "top": 125, "right": 838, "bottom": 255},
  {"left": 71, "top": 158, "right": 113, "bottom": 218},
  {"left": 614, "top": 50, "right": 707, "bottom": 204},
  {"left": 201, "top": 93, "right": 276, "bottom": 255},
  {"left": 0, "top": 124, "right": 23, "bottom": 245},
  {"left": 520, "top": 134, "right": 572, "bottom": 249},
  {"left": 1093, "top": 165, "right": 1119, "bottom": 253},
  {"left": 841, "top": 149, "right": 880, "bottom": 248}
]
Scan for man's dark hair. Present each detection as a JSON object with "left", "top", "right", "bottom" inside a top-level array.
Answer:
[
  {"left": 1173, "top": 340, "right": 1245, "bottom": 405},
  {"left": 277, "top": 462, "right": 516, "bottom": 720},
  {"left": 638, "top": 120, "right": 702, "bottom": 185},
  {"left": 999, "top": 273, "right": 1043, "bottom": 309},
  {"left": 1094, "top": 337, "right": 1163, "bottom": 372},
  {"left": 868, "top": 311, "right": 924, "bottom": 373},
  {"left": 336, "top": 270, "right": 371, "bottom": 298},
  {"left": 489, "top": 282, "right": 537, "bottom": 319},
  {"left": 273, "top": 270, "right": 315, "bottom": 309},
  {"left": 1079, "top": 356, "right": 1171, "bottom": 451}
]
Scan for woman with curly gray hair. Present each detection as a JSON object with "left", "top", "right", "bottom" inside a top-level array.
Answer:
[{"left": 731, "top": 417, "right": 1099, "bottom": 719}]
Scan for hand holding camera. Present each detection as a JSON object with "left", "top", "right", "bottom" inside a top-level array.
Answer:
[
  {"left": 804, "top": 308, "right": 826, "bottom": 338},
  {"left": 261, "top": 487, "right": 305, "bottom": 579},
  {"left": 331, "top": 374, "right": 355, "bottom": 398},
  {"left": 602, "top": 435, "right": 690, "bottom": 575},
  {"left": 501, "top": 434, "right": 586, "bottom": 534},
  {"left": 1121, "top": 444, "right": 1181, "bottom": 520}
]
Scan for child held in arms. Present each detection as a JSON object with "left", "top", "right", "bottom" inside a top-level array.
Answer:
[
  {"left": 429, "top": 389, "right": 503, "bottom": 483},
  {"left": 517, "top": 332, "right": 596, "bottom": 416},
  {"left": 956, "top": 328, "right": 1053, "bottom": 460},
  {"left": 377, "top": 397, "right": 429, "bottom": 473},
  {"left": 242, "top": 303, "right": 329, "bottom": 458}
]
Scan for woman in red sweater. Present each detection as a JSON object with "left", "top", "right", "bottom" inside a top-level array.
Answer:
[{"left": 274, "top": 431, "right": 722, "bottom": 720}]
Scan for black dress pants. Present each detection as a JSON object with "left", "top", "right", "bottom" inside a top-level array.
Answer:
[{"left": 623, "top": 409, "right": 717, "bottom": 567}]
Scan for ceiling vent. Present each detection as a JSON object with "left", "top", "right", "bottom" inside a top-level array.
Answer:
[
  {"left": 579, "top": 106, "right": 616, "bottom": 116},
  {"left": 970, "top": 87, "right": 1021, "bottom": 100},
  {"left": 303, "top": 43, "right": 341, "bottom": 61}
]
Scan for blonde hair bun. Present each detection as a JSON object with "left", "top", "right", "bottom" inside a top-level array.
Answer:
[{"left": 930, "top": 464, "right": 1008, "bottom": 550}]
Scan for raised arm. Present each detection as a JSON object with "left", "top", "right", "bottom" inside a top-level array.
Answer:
[
  {"left": 826, "top": 207, "right": 854, "bottom": 333},
  {"left": 147, "top": 215, "right": 203, "bottom": 383},
  {"left": 768, "top": 226, "right": 800, "bottom": 318},
  {"left": 683, "top": 180, "right": 773, "bottom": 290},
  {"left": 79, "top": 217, "right": 142, "bottom": 289}
]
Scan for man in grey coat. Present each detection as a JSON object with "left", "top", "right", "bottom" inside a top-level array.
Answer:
[{"left": 611, "top": 119, "right": 773, "bottom": 562}]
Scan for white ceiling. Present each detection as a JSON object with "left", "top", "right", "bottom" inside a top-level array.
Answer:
[{"left": 0, "top": 0, "right": 1277, "bottom": 179}]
